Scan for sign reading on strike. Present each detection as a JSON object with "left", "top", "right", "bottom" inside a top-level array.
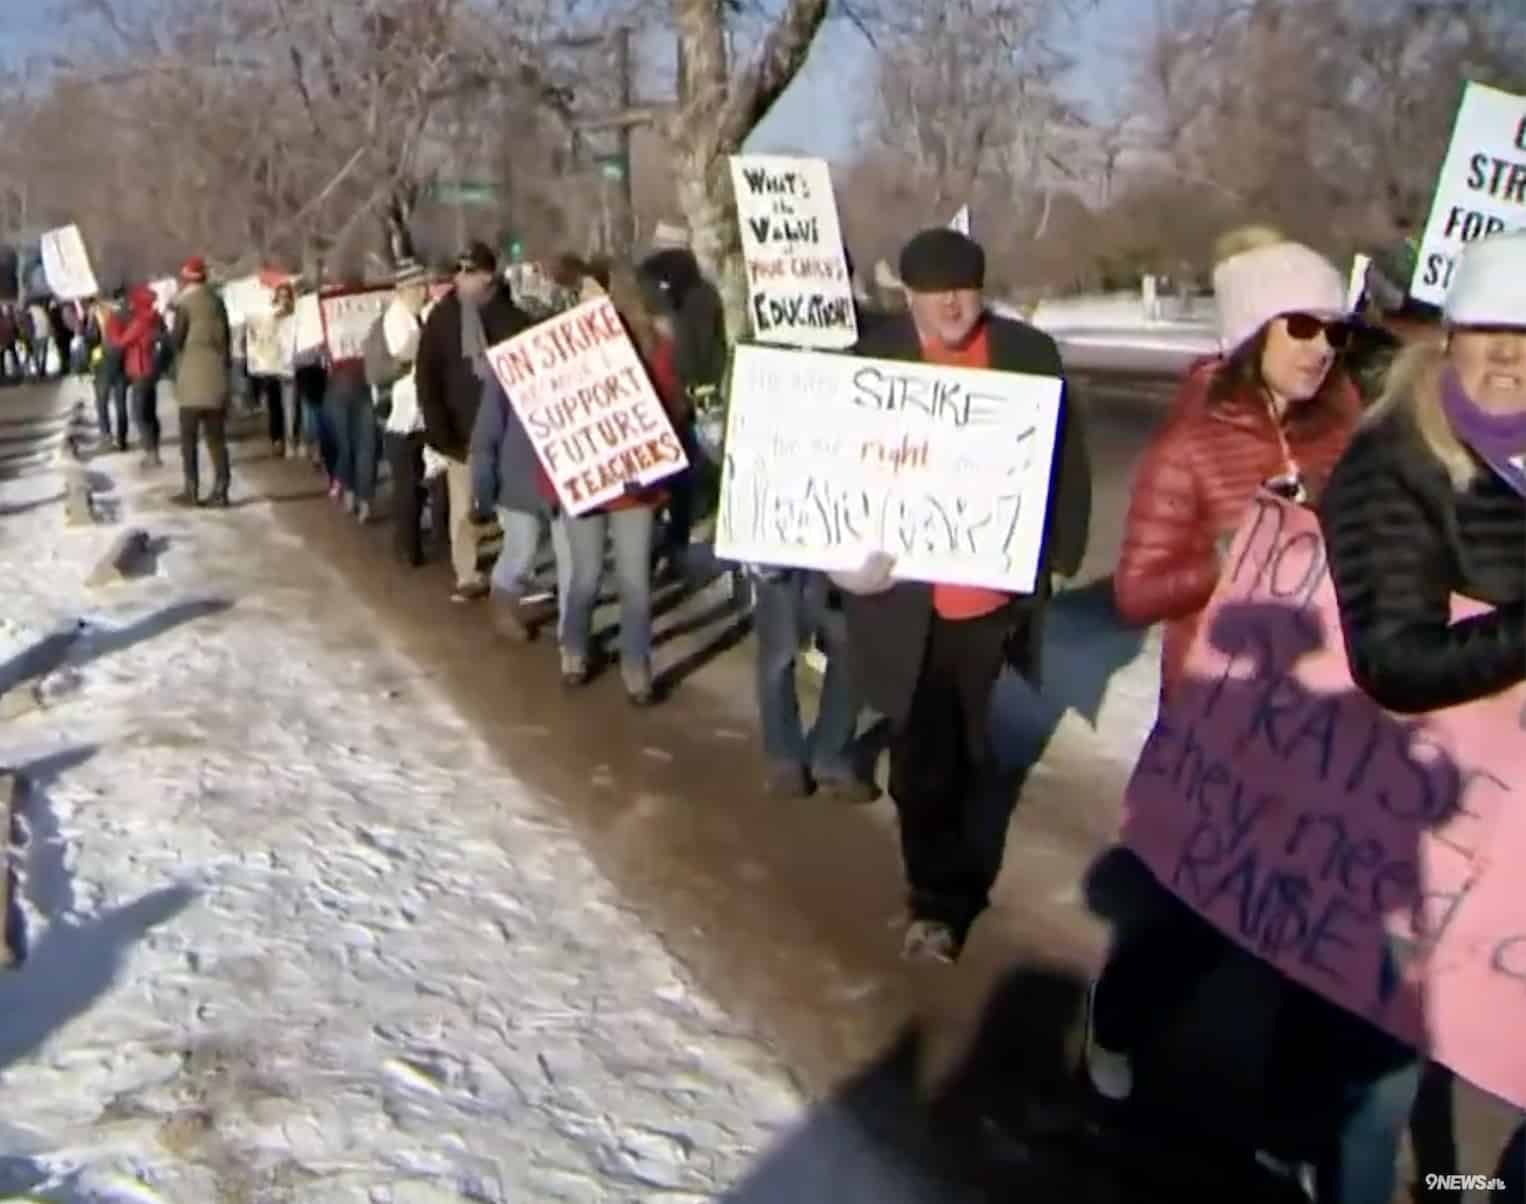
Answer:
[
  {"left": 487, "top": 297, "right": 687, "bottom": 516},
  {"left": 730, "top": 155, "right": 857, "bottom": 350},
  {"left": 714, "top": 344, "right": 1062, "bottom": 593},
  {"left": 1121, "top": 493, "right": 1526, "bottom": 1109},
  {"left": 319, "top": 287, "right": 392, "bottom": 363},
  {"left": 1410, "top": 81, "right": 1526, "bottom": 305}
]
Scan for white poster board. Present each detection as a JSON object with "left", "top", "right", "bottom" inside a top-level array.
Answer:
[
  {"left": 39, "top": 224, "right": 100, "bottom": 300},
  {"left": 487, "top": 297, "right": 688, "bottom": 516},
  {"left": 949, "top": 205, "right": 971, "bottom": 236},
  {"left": 729, "top": 155, "right": 857, "bottom": 349},
  {"left": 1410, "top": 81, "right": 1526, "bottom": 306},
  {"left": 715, "top": 345, "right": 1063, "bottom": 594},
  {"left": 1346, "top": 253, "right": 1373, "bottom": 311},
  {"left": 222, "top": 275, "right": 274, "bottom": 327},
  {"left": 319, "top": 287, "right": 392, "bottom": 363},
  {"left": 293, "top": 294, "right": 324, "bottom": 357}
]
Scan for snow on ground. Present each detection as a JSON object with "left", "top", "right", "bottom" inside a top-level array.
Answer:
[{"left": 0, "top": 416, "right": 801, "bottom": 1203}]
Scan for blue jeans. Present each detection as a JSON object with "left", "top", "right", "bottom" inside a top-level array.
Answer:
[
  {"left": 553, "top": 506, "right": 654, "bottom": 666},
  {"left": 326, "top": 378, "right": 379, "bottom": 501},
  {"left": 1319, "top": 1055, "right": 1422, "bottom": 1204},
  {"left": 492, "top": 507, "right": 551, "bottom": 598},
  {"left": 752, "top": 571, "right": 864, "bottom": 781},
  {"left": 94, "top": 369, "right": 127, "bottom": 442}
]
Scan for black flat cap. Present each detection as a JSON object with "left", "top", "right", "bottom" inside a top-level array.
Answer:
[
  {"left": 455, "top": 241, "right": 497, "bottom": 274},
  {"left": 899, "top": 228, "right": 985, "bottom": 292}
]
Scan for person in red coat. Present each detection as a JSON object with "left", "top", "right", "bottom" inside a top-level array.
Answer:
[
  {"left": 1085, "top": 229, "right": 1361, "bottom": 1109},
  {"left": 106, "top": 284, "right": 167, "bottom": 467}
]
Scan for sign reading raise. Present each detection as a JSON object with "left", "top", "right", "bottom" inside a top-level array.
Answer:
[
  {"left": 1121, "top": 493, "right": 1526, "bottom": 1109},
  {"left": 730, "top": 155, "right": 858, "bottom": 350},
  {"left": 488, "top": 297, "right": 687, "bottom": 516},
  {"left": 714, "top": 344, "right": 1062, "bottom": 594}
]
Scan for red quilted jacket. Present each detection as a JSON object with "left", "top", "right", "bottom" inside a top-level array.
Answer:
[{"left": 1115, "top": 357, "right": 1360, "bottom": 698}]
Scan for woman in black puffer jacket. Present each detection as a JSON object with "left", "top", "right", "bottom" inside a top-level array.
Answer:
[{"left": 1313, "top": 231, "right": 1525, "bottom": 1204}]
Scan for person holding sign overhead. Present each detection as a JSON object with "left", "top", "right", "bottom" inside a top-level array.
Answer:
[
  {"left": 832, "top": 227, "right": 1092, "bottom": 963},
  {"left": 1313, "top": 230, "right": 1525, "bottom": 1204}
]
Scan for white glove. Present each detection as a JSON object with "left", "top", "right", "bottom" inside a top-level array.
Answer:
[{"left": 830, "top": 550, "right": 897, "bottom": 596}]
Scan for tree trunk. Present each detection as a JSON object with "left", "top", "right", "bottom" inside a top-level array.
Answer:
[{"left": 668, "top": 0, "right": 828, "bottom": 343}]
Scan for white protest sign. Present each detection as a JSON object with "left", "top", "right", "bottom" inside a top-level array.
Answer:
[
  {"left": 1410, "top": 81, "right": 1526, "bottom": 306},
  {"left": 730, "top": 155, "right": 857, "bottom": 349},
  {"left": 319, "top": 286, "right": 392, "bottom": 363},
  {"left": 148, "top": 278, "right": 177, "bottom": 314},
  {"left": 949, "top": 205, "right": 971, "bottom": 236},
  {"left": 1346, "top": 253, "right": 1373, "bottom": 311},
  {"left": 488, "top": 297, "right": 688, "bottom": 516},
  {"left": 39, "top": 224, "right": 100, "bottom": 300},
  {"left": 293, "top": 294, "right": 325, "bottom": 356},
  {"left": 221, "top": 275, "right": 274, "bottom": 327},
  {"left": 715, "top": 344, "right": 1063, "bottom": 594}
]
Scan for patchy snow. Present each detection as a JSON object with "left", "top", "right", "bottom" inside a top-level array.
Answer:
[{"left": 0, "top": 406, "right": 802, "bottom": 1203}]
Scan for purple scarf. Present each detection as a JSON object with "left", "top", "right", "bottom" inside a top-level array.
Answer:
[{"left": 1441, "top": 367, "right": 1526, "bottom": 498}]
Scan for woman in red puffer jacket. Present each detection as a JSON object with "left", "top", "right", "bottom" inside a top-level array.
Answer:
[
  {"left": 1084, "top": 229, "right": 1362, "bottom": 1112},
  {"left": 106, "top": 285, "right": 167, "bottom": 467}
]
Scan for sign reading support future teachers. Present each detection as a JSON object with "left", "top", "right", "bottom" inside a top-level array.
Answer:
[
  {"left": 730, "top": 155, "right": 858, "bottom": 349},
  {"left": 714, "top": 344, "right": 1062, "bottom": 594},
  {"left": 1410, "top": 81, "right": 1526, "bottom": 306},
  {"left": 488, "top": 297, "right": 687, "bottom": 517}
]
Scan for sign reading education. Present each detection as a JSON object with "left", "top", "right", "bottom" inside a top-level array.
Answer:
[
  {"left": 1121, "top": 493, "right": 1526, "bottom": 1109},
  {"left": 39, "top": 224, "right": 99, "bottom": 301},
  {"left": 729, "top": 155, "right": 857, "bottom": 349},
  {"left": 488, "top": 297, "right": 687, "bottom": 516},
  {"left": 1410, "top": 81, "right": 1526, "bottom": 306},
  {"left": 715, "top": 344, "right": 1062, "bottom": 594},
  {"left": 319, "top": 286, "right": 392, "bottom": 364}
]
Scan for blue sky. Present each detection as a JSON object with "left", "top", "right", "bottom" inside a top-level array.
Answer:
[{"left": 749, "top": 0, "right": 1151, "bottom": 156}]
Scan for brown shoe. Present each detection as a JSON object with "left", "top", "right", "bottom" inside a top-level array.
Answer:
[{"left": 451, "top": 580, "right": 490, "bottom": 604}]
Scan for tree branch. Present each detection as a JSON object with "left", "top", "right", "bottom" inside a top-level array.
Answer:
[{"left": 718, "top": 0, "right": 829, "bottom": 148}]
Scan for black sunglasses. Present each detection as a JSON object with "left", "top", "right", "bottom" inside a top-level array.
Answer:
[{"left": 1283, "top": 312, "right": 1352, "bottom": 351}]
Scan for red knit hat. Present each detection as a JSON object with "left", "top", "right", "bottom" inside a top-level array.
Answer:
[{"left": 179, "top": 256, "right": 208, "bottom": 283}]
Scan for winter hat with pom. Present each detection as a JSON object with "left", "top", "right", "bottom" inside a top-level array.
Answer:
[
  {"left": 1213, "top": 240, "right": 1346, "bottom": 354},
  {"left": 1444, "top": 230, "right": 1526, "bottom": 328}
]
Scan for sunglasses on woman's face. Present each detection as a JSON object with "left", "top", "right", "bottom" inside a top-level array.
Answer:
[{"left": 1283, "top": 312, "right": 1353, "bottom": 351}]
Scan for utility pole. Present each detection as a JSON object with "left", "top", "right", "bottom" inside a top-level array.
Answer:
[{"left": 610, "top": 26, "right": 635, "bottom": 256}]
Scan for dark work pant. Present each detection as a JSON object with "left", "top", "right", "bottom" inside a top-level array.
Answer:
[
  {"left": 94, "top": 367, "right": 127, "bottom": 443},
  {"left": 179, "top": 408, "right": 229, "bottom": 495},
  {"left": 1090, "top": 866, "right": 1230, "bottom": 1052},
  {"left": 130, "top": 377, "right": 160, "bottom": 453},
  {"left": 385, "top": 430, "right": 426, "bottom": 565},
  {"left": 251, "top": 375, "right": 288, "bottom": 446},
  {"left": 886, "top": 610, "right": 1011, "bottom": 938}
]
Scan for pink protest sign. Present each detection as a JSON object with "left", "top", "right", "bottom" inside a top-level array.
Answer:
[{"left": 1121, "top": 492, "right": 1526, "bottom": 1109}]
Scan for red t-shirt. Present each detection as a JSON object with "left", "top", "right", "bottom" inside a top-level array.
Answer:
[{"left": 917, "top": 323, "right": 1010, "bottom": 621}]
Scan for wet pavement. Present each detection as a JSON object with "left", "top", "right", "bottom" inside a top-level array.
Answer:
[{"left": 11, "top": 371, "right": 1520, "bottom": 1201}]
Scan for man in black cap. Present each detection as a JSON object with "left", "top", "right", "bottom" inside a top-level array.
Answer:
[
  {"left": 833, "top": 227, "right": 1092, "bottom": 963},
  {"left": 415, "top": 241, "right": 531, "bottom": 601}
]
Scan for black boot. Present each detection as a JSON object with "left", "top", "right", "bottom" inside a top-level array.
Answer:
[{"left": 204, "top": 485, "right": 230, "bottom": 508}]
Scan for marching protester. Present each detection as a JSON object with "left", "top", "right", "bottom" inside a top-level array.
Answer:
[
  {"left": 323, "top": 268, "right": 384, "bottom": 524},
  {"left": 1315, "top": 229, "right": 1525, "bottom": 1204},
  {"left": 107, "top": 283, "right": 169, "bottom": 468},
  {"left": 169, "top": 255, "right": 233, "bottom": 507},
  {"left": 366, "top": 260, "right": 436, "bottom": 565},
  {"left": 91, "top": 291, "right": 128, "bottom": 450},
  {"left": 246, "top": 280, "right": 298, "bottom": 458},
  {"left": 415, "top": 241, "right": 531, "bottom": 602},
  {"left": 548, "top": 265, "right": 684, "bottom": 704},
  {"left": 1085, "top": 229, "right": 1360, "bottom": 1100},
  {"left": 832, "top": 227, "right": 1093, "bottom": 963},
  {"left": 292, "top": 284, "right": 330, "bottom": 471}
]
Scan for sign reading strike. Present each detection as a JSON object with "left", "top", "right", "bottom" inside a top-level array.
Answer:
[
  {"left": 39, "top": 224, "right": 100, "bottom": 301},
  {"left": 319, "top": 286, "right": 392, "bottom": 363},
  {"left": 1121, "top": 494, "right": 1526, "bottom": 1109},
  {"left": 730, "top": 155, "right": 857, "bottom": 349},
  {"left": 488, "top": 297, "right": 687, "bottom": 516},
  {"left": 715, "top": 344, "right": 1062, "bottom": 594},
  {"left": 1411, "top": 81, "right": 1526, "bottom": 305}
]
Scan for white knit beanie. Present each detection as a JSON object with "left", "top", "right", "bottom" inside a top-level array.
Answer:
[
  {"left": 1213, "top": 241, "right": 1347, "bottom": 354},
  {"left": 1444, "top": 230, "right": 1526, "bottom": 328}
]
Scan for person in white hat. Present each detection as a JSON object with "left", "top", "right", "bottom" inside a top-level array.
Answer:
[{"left": 1309, "top": 230, "right": 1525, "bottom": 1204}]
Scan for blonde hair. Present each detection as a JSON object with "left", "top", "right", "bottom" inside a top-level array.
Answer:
[
  {"left": 1366, "top": 338, "right": 1479, "bottom": 489},
  {"left": 1214, "top": 224, "right": 1287, "bottom": 265}
]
